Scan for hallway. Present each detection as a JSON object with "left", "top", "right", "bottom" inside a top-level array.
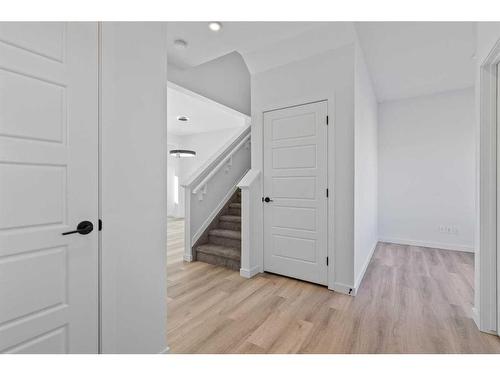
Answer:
[{"left": 166, "top": 219, "right": 500, "bottom": 354}]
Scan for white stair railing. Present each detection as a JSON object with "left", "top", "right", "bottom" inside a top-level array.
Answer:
[
  {"left": 181, "top": 126, "right": 251, "bottom": 262},
  {"left": 192, "top": 132, "right": 251, "bottom": 199}
]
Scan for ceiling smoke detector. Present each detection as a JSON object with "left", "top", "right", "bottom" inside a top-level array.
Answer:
[
  {"left": 176, "top": 115, "right": 189, "bottom": 122},
  {"left": 208, "top": 22, "right": 222, "bottom": 32}
]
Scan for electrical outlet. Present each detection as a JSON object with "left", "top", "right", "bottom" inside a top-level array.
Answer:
[{"left": 439, "top": 225, "right": 459, "bottom": 235}]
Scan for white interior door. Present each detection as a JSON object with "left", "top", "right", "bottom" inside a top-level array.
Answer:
[
  {"left": 497, "top": 61, "right": 500, "bottom": 337},
  {"left": 0, "top": 22, "right": 99, "bottom": 353},
  {"left": 263, "top": 101, "right": 328, "bottom": 285}
]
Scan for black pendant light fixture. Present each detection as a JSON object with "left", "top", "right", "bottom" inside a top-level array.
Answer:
[
  {"left": 169, "top": 149, "right": 196, "bottom": 158},
  {"left": 170, "top": 113, "right": 195, "bottom": 158}
]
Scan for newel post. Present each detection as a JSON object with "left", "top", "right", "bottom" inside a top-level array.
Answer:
[
  {"left": 183, "top": 186, "right": 193, "bottom": 262},
  {"left": 237, "top": 169, "right": 261, "bottom": 278}
]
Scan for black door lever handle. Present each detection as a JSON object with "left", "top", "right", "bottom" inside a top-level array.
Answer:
[
  {"left": 62, "top": 221, "right": 94, "bottom": 236},
  {"left": 263, "top": 197, "right": 273, "bottom": 203}
]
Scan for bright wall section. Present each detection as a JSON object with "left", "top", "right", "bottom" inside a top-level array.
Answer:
[
  {"left": 250, "top": 23, "right": 380, "bottom": 295},
  {"left": 166, "top": 82, "right": 250, "bottom": 218},
  {"left": 475, "top": 21, "right": 500, "bottom": 331},
  {"left": 378, "top": 87, "right": 475, "bottom": 252},
  {"left": 167, "top": 134, "right": 182, "bottom": 218},
  {"left": 251, "top": 44, "right": 356, "bottom": 294},
  {"left": 100, "top": 22, "right": 167, "bottom": 354},
  {"left": 167, "top": 128, "right": 244, "bottom": 218},
  {"left": 167, "top": 51, "right": 251, "bottom": 115},
  {"left": 354, "top": 44, "right": 379, "bottom": 289}
]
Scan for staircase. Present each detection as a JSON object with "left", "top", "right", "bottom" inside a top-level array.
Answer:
[
  {"left": 194, "top": 189, "right": 242, "bottom": 271},
  {"left": 182, "top": 125, "right": 250, "bottom": 269}
]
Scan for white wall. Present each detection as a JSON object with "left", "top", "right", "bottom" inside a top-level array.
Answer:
[
  {"left": 100, "top": 22, "right": 167, "bottom": 354},
  {"left": 251, "top": 45, "right": 356, "bottom": 292},
  {"left": 167, "top": 134, "right": 182, "bottom": 218},
  {"left": 168, "top": 51, "right": 251, "bottom": 115},
  {"left": 354, "top": 45, "right": 379, "bottom": 288},
  {"left": 167, "top": 128, "right": 242, "bottom": 218},
  {"left": 378, "top": 88, "right": 475, "bottom": 252},
  {"left": 243, "top": 23, "right": 358, "bottom": 75},
  {"left": 186, "top": 130, "right": 251, "bottom": 248},
  {"left": 179, "top": 128, "right": 242, "bottom": 179}
]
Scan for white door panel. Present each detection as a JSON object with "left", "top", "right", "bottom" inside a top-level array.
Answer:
[
  {"left": 0, "top": 22, "right": 98, "bottom": 353},
  {"left": 263, "top": 101, "right": 328, "bottom": 285},
  {"left": 497, "top": 62, "right": 500, "bottom": 338},
  {"left": 0, "top": 22, "right": 65, "bottom": 62}
]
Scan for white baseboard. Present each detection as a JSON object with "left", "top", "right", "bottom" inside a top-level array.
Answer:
[
  {"left": 183, "top": 254, "right": 193, "bottom": 262},
  {"left": 240, "top": 265, "right": 260, "bottom": 279},
  {"left": 354, "top": 241, "right": 378, "bottom": 291},
  {"left": 379, "top": 237, "right": 474, "bottom": 253},
  {"left": 332, "top": 282, "right": 355, "bottom": 296},
  {"left": 160, "top": 346, "right": 170, "bottom": 354},
  {"left": 471, "top": 307, "right": 498, "bottom": 335},
  {"left": 472, "top": 307, "right": 480, "bottom": 329}
]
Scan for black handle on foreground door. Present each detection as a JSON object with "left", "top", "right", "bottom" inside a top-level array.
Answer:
[
  {"left": 263, "top": 197, "right": 273, "bottom": 203},
  {"left": 62, "top": 220, "right": 94, "bottom": 235}
]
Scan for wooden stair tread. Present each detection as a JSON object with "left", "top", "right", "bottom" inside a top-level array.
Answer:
[
  {"left": 219, "top": 215, "right": 241, "bottom": 223},
  {"left": 229, "top": 202, "right": 241, "bottom": 209},
  {"left": 209, "top": 228, "right": 241, "bottom": 240},
  {"left": 196, "top": 243, "right": 241, "bottom": 261}
]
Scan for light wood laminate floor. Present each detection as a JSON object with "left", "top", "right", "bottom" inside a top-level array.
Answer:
[{"left": 167, "top": 218, "right": 500, "bottom": 353}]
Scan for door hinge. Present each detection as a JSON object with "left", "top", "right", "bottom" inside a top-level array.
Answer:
[
  {"left": 326, "top": 256, "right": 329, "bottom": 266},
  {"left": 98, "top": 219, "right": 102, "bottom": 231},
  {"left": 326, "top": 115, "right": 329, "bottom": 125},
  {"left": 326, "top": 188, "right": 329, "bottom": 198}
]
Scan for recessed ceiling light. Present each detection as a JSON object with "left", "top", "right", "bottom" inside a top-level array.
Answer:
[
  {"left": 208, "top": 22, "right": 222, "bottom": 32},
  {"left": 173, "top": 39, "right": 188, "bottom": 49},
  {"left": 177, "top": 115, "right": 189, "bottom": 122}
]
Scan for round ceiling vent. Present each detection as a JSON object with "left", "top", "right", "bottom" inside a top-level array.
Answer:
[{"left": 173, "top": 39, "right": 188, "bottom": 49}]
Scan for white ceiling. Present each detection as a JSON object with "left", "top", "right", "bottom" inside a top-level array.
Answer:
[
  {"left": 166, "top": 22, "right": 326, "bottom": 69},
  {"left": 167, "top": 83, "right": 248, "bottom": 136},
  {"left": 355, "top": 22, "right": 476, "bottom": 102},
  {"left": 243, "top": 23, "right": 356, "bottom": 74},
  {"left": 167, "top": 22, "right": 477, "bottom": 102}
]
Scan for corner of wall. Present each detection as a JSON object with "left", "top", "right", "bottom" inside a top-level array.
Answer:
[
  {"left": 353, "top": 37, "right": 379, "bottom": 289},
  {"left": 167, "top": 52, "right": 251, "bottom": 116}
]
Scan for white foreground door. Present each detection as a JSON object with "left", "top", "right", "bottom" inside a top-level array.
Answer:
[
  {"left": 498, "top": 61, "right": 500, "bottom": 337},
  {"left": 263, "top": 101, "right": 328, "bottom": 285},
  {"left": 0, "top": 23, "right": 99, "bottom": 353}
]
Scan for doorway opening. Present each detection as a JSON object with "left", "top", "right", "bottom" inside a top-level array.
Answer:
[{"left": 166, "top": 80, "right": 251, "bottom": 346}]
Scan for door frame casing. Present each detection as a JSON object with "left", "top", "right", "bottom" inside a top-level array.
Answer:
[
  {"left": 498, "top": 61, "right": 500, "bottom": 336},
  {"left": 260, "top": 98, "right": 336, "bottom": 290},
  {"left": 262, "top": 100, "right": 329, "bottom": 285},
  {"left": 99, "top": 22, "right": 168, "bottom": 354},
  {"left": 478, "top": 37, "right": 500, "bottom": 334}
]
